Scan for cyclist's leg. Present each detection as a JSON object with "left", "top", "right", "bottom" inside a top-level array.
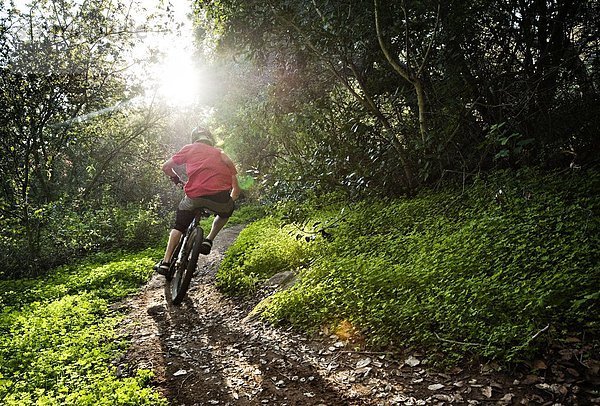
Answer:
[
  {"left": 180, "top": 191, "right": 234, "bottom": 252},
  {"left": 163, "top": 229, "right": 183, "bottom": 263},
  {"left": 206, "top": 215, "right": 229, "bottom": 241},
  {"left": 202, "top": 206, "right": 233, "bottom": 254}
]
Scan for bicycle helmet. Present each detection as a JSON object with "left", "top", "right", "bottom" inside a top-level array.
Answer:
[{"left": 191, "top": 127, "right": 215, "bottom": 145}]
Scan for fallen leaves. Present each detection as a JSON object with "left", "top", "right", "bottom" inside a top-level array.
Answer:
[{"left": 356, "top": 358, "right": 372, "bottom": 369}]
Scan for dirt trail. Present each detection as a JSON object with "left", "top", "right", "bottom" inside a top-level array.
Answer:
[{"left": 120, "top": 225, "right": 598, "bottom": 405}]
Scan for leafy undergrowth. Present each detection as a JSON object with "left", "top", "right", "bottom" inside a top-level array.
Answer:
[
  {"left": 0, "top": 249, "right": 166, "bottom": 406},
  {"left": 217, "top": 168, "right": 600, "bottom": 363},
  {"left": 217, "top": 217, "right": 316, "bottom": 293}
]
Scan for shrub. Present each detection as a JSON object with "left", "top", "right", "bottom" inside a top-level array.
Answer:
[
  {"left": 216, "top": 217, "right": 314, "bottom": 294},
  {"left": 0, "top": 197, "right": 170, "bottom": 279}
]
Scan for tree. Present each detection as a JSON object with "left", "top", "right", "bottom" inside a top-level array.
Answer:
[
  {"left": 0, "top": 0, "right": 171, "bottom": 276},
  {"left": 193, "top": 0, "right": 599, "bottom": 199}
]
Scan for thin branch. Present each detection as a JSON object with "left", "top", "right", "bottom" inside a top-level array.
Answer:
[
  {"left": 402, "top": 1, "right": 410, "bottom": 70},
  {"left": 434, "top": 333, "right": 486, "bottom": 347},
  {"left": 529, "top": 324, "right": 550, "bottom": 342},
  {"left": 374, "top": 0, "right": 412, "bottom": 83},
  {"left": 417, "top": 3, "right": 441, "bottom": 77},
  {"left": 339, "top": 350, "right": 396, "bottom": 355},
  {"left": 311, "top": 0, "right": 325, "bottom": 21}
]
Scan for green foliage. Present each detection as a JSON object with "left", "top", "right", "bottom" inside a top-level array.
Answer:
[
  {"left": 216, "top": 217, "right": 315, "bottom": 294},
  {"left": 0, "top": 198, "right": 170, "bottom": 279},
  {"left": 227, "top": 203, "right": 268, "bottom": 226},
  {"left": 0, "top": 0, "right": 173, "bottom": 279},
  {"left": 219, "top": 168, "right": 600, "bottom": 362},
  {"left": 0, "top": 250, "right": 166, "bottom": 405},
  {"left": 197, "top": 0, "right": 599, "bottom": 198}
]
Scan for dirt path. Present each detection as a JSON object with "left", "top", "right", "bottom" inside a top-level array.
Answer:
[{"left": 120, "top": 226, "right": 598, "bottom": 405}]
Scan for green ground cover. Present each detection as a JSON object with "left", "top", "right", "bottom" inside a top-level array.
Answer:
[
  {"left": 217, "top": 168, "right": 600, "bottom": 362},
  {"left": 0, "top": 250, "right": 167, "bottom": 405}
]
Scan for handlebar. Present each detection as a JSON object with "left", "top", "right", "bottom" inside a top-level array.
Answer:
[{"left": 170, "top": 175, "right": 183, "bottom": 186}]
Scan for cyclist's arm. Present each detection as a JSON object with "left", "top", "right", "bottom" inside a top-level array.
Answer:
[
  {"left": 162, "top": 158, "right": 182, "bottom": 184},
  {"left": 220, "top": 152, "right": 241, "bottom": 200},
  {"left": 231, "top": 174, "right": 241, "bottom": 201},
  {"left": 162, "top": 158, "right": 178, "bottom": 176}
]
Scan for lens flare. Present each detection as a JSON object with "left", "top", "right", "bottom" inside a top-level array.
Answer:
[{"left": 157, "top": 48, "right": 200, "bottom": 106}]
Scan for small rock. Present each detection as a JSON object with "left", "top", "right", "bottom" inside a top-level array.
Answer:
[
  {"left": 405, "top": 356, "right": 421, "bottom": 367},
  {"left": 566, "top": 368, "right": 580, "bottom": 377},
  {"left": 327, "top": 362, "right": 339, "bottom": 371},
  {"left": 428, "top": 383, "right": 445, "bottom": 391},
  {"left": 355, "top": 367, "right": 372, "bottom": 376},
  {"left": 173, "top": 369, "right": 187, "bottom": 377},
  {"left": 522, "top": 374, "right": 540, "bottom": 385},
  {"left": 356, "top": 358, "right": 372, "bottom": 368},
  {"left": 535, "top": 383, "right": 568, "bottom": 395},
  {"left": 433, "top": 394, "right": 453, "bottom": 402}
]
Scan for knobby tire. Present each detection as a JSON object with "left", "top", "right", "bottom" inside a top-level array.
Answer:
[{"left": 171, "top": 226, "right": 203, "bottom": 305}]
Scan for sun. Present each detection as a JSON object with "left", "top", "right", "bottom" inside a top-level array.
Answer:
[{"left": 156, "top": 48, "right": 200, "bottom": 106}]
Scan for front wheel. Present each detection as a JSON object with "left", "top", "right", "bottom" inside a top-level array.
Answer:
[{"left": 171, "top": 226, "right": 203, "bottom": 305}]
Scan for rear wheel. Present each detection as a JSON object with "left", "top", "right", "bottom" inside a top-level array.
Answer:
[{"left": 171, "top": 226, "right": 203, "bottom": 305}]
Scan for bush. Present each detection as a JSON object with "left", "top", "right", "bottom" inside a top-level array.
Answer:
[
  {"left": 216, "top": 217, "right": 315, "bottom": 294},
  {"left": 0, "top": 197, "right": 170, "bottom": 279},
  {"left": 227, "top": 203, "right": 268, "bottom": 226}
]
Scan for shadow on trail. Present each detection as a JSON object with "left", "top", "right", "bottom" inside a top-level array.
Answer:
[
  {"left": 136, "top": 226, "right": 360, "bottom": 405},
  {"left": 148, "top": 295, "right": 237, "bottom": 405},
  {"left": 148, "top": 281, "right": 358, "bottom": 405}
]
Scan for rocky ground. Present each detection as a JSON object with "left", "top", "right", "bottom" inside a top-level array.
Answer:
[{"left": 119, "top": 225, "right": 599, "bottom": 405}]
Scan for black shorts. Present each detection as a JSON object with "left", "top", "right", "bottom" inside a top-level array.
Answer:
[{"left": 173, "top": 190, "right": 234, "bottom": 232}]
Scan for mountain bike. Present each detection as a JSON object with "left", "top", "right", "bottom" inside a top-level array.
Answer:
[{"left": 165, "top": 208, "right": 211, "bottom": 305}]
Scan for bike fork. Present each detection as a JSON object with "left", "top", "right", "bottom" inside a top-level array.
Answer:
[{"left": 175, "top": 234, "right": 189, "bottom": 266}]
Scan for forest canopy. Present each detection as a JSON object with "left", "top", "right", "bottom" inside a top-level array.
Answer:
[
  {"left": 194, "top": 0, "right": 599, "bottom": 198},
  {"left": 0, "top": 0, "right": 182, "bottom": 277}
]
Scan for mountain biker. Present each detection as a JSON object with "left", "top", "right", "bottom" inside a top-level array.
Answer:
[{"left": 154, "top": 126, "right": 241, "bottom": 276}]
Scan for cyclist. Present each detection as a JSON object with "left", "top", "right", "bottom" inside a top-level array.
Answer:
[{"left": 154, "top": 126, "right": 241, "bottom": 276}]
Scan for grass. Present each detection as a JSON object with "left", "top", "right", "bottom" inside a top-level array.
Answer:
[{"left": 216, "top": 168, "right": 600, "bottom": 362}]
